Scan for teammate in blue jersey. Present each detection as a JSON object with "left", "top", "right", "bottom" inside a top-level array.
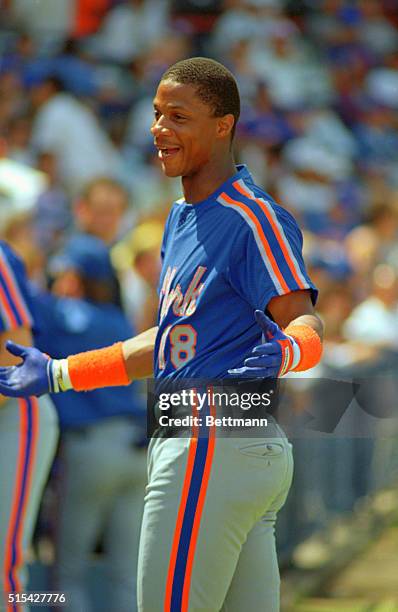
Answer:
[
  {"left": 33, "top": 235, "right": 146, "bottom": 612},
  {"left": 0, "top": 58, "right": 323, "bottom": 611},
  {"left": 0, "top": 240, "right": 58, "bottom": 611}
]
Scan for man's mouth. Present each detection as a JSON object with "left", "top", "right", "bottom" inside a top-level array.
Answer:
[{"left": 156, "top": 146, "right": 181, "bottom": 160}]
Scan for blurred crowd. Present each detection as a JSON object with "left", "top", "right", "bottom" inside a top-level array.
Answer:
[{"left": 0, "top": 0, "right": 398, "bottom": 604}]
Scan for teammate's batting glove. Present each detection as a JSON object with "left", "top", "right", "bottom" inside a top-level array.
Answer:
[
  {"left": 228, "top": 310, "right": 300, "bottom": 378},
  {"left": 0, "top": 341, "right": 70, "bottom": 397}
]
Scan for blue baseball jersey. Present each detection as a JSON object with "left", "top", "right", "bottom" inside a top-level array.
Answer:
[
  {"left": 154, "top": 165, "right": 317, "bottom": 381},
  {"left": 0, "top": 241, "right": 35, "bottom": 333}
]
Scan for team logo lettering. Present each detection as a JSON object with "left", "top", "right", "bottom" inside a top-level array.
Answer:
[{"left": 159, "top": 266, "right": 207, "bottom": 322}]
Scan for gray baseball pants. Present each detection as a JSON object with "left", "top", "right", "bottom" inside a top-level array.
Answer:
[
  {"left": 137, "top": 418, "right": 293, "bottom": 612},
  {"left": 0, "top": 396, "right": 58, "bottom": 612},
  {"left": 54, "top": 417, "right": 147, "bottom": 612}
]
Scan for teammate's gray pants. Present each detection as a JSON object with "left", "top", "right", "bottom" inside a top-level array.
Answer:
[
  {"left": 138, "top": 419, "right": 293, "bottom": 612},
  {"left": 0, "top": 396, "right": 58, "bottom": 612},
  {"left": 54, "top": 417, "right": 147, "bottom": 612}
]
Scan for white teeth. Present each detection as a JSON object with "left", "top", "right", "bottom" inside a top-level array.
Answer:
[{"left": 158, "top": 148, "right": 178, "bottom": 160}]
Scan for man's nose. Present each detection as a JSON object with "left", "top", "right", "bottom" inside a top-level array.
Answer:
[{"left": 151, "top": 117, "right": 172, "bottom": 136}]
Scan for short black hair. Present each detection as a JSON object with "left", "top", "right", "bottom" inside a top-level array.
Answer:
[{"left": 161, "top": 57, "right": 240, "bottom": 140}]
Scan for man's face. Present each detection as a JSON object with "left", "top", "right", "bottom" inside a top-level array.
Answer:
[
  {"left": 77, "top": 185, "right": 127, "bottom": 244},
  {"left": 151, "top": 80, "right": 222, "bottom": 178}
]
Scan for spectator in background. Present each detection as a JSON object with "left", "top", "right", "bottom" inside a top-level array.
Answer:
[
  {"left": 305, "top": 0, "right": 347, "bottom": 49},
  {"left": 304, "top": 235, "right": 355, "bottom": 362},
  {"left": 316, "top": 2, "right": 376, "bottom": 70},
  {"left": 365, "top": 50, "right": 398, "bottom": 118},
  {"left": 0, "top": 32, "right": 53, "bottom": 90},
  {"left": 313, "top": 281, "right": 356, "bottom": 368},
  {"left": 112, "top": 221, "right": 164, "bottom": 331},
  {"left": 276, "top": 136, "right": 354, "bottom": 236},
  {"left": 1, "top": 211, "right": 45, "bottom": 284},
  {"left": 8, "top": 0, "right": 74, "bottom": 54},
  {"left": 299, "top": 105, "right": 358, "bottom": 159},
  {"left": 0, "top": 135, "right": 47, "bottom": 279},
  {"left": 357, "top": 0, "right": 398, "bottom": 58},
  {"left": 249, "top": 21, "right": 333, "bottom": 110},
  {"left": 0, "top": 73, "right": 23, "bottom": 136},
  {"left": 73, "top": 177, "right": 129, "bottom": 246},
  {"left": 3, "top": 114, "right": 35, "bottom": 167},
  {"left": 353, "top": 98, "right": 398, "bottom": 184},
  {"left": 238, "top": 80, "right": 295, "bottom": 149},
  {"left": 86, "top": 0, "right": 171, "bottom": 65},
  {"left": 30, "top": 75, "right": 125, "bottom": 193},
  {"left": 344, "top": 201, "right": 398, "bottom": 298},
  {"left": 330, "top": 58, "right": 369, "bottom": 128},
  {"left": 212, "top": 0, "right": 291, "bottom": 57},
  {"left": 343, "top": 263, "right": 398, "bottom": 351},
  {"left": 235, "top": 79, "right": 295, "bottom": 185},
  {"left": 50, "top": 38, "right": 99, "bottom": 98},
  {"left": 32, "top": 152, "right": 71, "bottom": 256},
  {"left": 33, "top": 235, "right": 147, "bottom": 612}
]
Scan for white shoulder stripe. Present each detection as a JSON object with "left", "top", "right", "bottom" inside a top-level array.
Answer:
[{"left": 237, "top": 179, "right": 309, "bottom": 288}]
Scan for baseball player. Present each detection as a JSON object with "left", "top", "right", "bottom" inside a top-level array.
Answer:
[
  {"left": 0, "top": 239, "right": 58, "bottom": 612},
  {"left": 0, "top": 58, "right": 323, "bottom": 611},
  {"left": 33, "top": 234, "right": 147, "bottom": 612}
]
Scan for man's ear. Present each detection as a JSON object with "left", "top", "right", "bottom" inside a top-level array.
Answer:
[{"left": 216, "top": 114, "right": 235, "bottom": 139}]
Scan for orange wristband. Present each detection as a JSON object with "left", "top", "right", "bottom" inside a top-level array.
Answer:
[
  {"left": 68, "top": 342, "right": 130, "bottom": 391},
  {"left": 284, "top": 324, "right": 322, "bottom": 372}
]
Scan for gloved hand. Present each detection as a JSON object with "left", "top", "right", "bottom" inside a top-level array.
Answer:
[
  {"left": 228, "top": 310, "right": 298, "bottom": 378},
  {"left": 0, "top": 341, "right": 52, "bottom": 397}
]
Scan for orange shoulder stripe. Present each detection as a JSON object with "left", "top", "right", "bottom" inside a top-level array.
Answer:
[
  {"left": 220, "top": 192, "right": 290, "bottom": 293},
  {"left": 234, "top": 181, "right": 306, "bottom": 290}
]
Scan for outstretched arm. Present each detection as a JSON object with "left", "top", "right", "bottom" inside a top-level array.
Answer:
[
  {"left": 0, "top": 326, "right": 158, "bottom": 397},
  {"left": 65, "top": 326, "right": 158, "bottom": 391}
]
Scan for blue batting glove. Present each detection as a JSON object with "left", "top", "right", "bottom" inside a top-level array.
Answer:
[
  {"left": 228, "top": 310, "right": 298, "bottom": 379},
  {"left": 0, "top": 341, "right": 53, "bottom": 397}
]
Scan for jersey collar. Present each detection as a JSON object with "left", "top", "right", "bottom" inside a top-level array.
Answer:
[{"left": 180, "top": 165, "right": 254, "bottom": 209}]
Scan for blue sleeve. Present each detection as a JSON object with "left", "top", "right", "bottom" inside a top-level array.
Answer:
[{"left": 227, "top": 205, "right": 317, "bottom": 311}]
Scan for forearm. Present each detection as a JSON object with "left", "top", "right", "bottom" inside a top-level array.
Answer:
[
  {"left": 122, "top": 326, "right": 157, "bottom": 380},
  {"left": 0, "top": 326, "right": 154, "bottom": 397},
  {"left": 285, "top": 313, "right": 324, "bottom": 342},
  {"left": 57, "top": 326, "right": 158, "bottom": 392},
  {"left": 284, "top": 313, "right": 323, "bottom": 372}
]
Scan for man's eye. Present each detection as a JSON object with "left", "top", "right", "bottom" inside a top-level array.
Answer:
[{"left": 174, "top": 114, "right": 186, "bottom": 121}]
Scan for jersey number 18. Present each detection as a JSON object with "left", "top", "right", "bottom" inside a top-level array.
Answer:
[{"left": 158, "top": 324, "right": 197, "bottom": 370}]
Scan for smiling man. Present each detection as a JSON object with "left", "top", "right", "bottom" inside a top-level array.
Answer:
[{"left": 0, "top": 58, "right": 323, "bottom": 612}]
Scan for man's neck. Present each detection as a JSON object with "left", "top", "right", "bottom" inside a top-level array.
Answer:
[{"left": 181, "top": 157, "right": 237, "bottom": 204}]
